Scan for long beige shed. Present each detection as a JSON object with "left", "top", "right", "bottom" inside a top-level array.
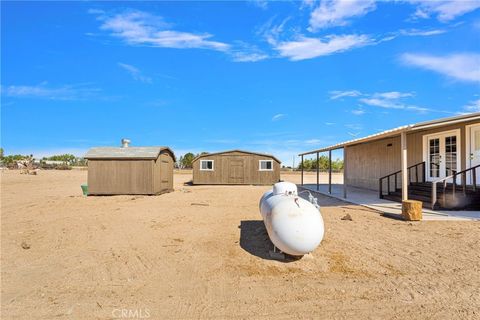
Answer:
[
  {"left": 192, "top": 150, "right": 281, "bottom": 185},
  {"left": 84, "top": 144, "right": 175, "bottom": 195}
]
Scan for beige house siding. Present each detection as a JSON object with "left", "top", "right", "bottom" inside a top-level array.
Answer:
[
  {"left": 193, "top": 151, "right": 280, "bottom": 185},
  {"left": 346, "top": 120, "right": 478, "bottom": 191}
]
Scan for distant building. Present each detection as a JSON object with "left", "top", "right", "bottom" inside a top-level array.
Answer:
[
  {"left": 43, "top": 160, "right": 67, "bottom": 165},
  {"left": 192, "top": 150, "right": 281, "bottom": 185}
]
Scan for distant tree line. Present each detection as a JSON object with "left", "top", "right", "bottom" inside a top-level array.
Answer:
[
  {"left": 41, "top": 154, "right": 87, "bottom": 166},
  {"left": 298, "top": 155, "right": 343, "bottom": 171},
  {"left": 177, "top": 152, "right": 209, "bottom": 169},
  {"left": 0, "top": 149, "right": 87, "bottom": 168},
  {"left": 42, "top": 154, "right": 76, "bottom": 163},
  {"left": 0, "top": 148, "right": 33, "bottom": 166}
]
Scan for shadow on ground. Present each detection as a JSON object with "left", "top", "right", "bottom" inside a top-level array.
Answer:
[
  {"left": 239, "top": 220, "right": 299, "bottom": 262},
  {"left": 297, "top": 187, "right": 349, "bottom": 208}
]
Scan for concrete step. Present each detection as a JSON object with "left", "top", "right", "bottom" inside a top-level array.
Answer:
[{"left": 384, "top": 192, "right": 480, "bottom": 210}]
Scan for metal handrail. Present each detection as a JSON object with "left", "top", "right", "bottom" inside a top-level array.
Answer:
[
  {"left": 431, "top": 164, "right": 480, "bottom": 209},
  {"left": 379, "top": 161, "right": 425, "bottom": 198}
]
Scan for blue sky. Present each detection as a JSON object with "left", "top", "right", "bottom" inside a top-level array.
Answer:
[{"left": 2, "top": 1, "right": 480, "bottom": 165}]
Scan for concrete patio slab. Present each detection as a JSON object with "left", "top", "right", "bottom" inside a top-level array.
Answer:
[{"left": 299, "top": 183, "right": 480, "bottom": 221}]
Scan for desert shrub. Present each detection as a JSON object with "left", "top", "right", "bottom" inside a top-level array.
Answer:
[{"left": 55, "top": 164, "right": 72, "bottom": 170}]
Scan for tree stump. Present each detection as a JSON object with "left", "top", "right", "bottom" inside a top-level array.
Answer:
[{"left": 402, "top": 200, "right": 422, "bottom": 221}]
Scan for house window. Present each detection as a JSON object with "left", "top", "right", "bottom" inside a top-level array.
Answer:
[
  {"left": 200, "top": 160, "right": 214, "bottom": 171},
  {"left": 259, "top": 160, "right": 273, "bottom": 171}
]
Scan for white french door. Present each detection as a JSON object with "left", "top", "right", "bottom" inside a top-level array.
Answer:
[
  {"left": 425, "top": 130, "right": 461, "bottom": 182},
  {"left": 468, "top": 124, "right": 480, "bottom": 185}
]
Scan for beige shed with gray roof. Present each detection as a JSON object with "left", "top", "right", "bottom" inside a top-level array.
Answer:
[
  {"left": 192, "top": 150, "right": 281, "bottom": 185},
  {"left": 84, "top": 142, "right": 175, "bottom": 195}
]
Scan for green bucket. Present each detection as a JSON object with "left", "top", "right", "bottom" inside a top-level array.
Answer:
[{"left": 81, "top": 184, "right": 89, "bottom": 196}]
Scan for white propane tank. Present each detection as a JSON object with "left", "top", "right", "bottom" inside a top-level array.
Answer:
[{"left": 259, "top": 182, "right": 324, "bottom": 256}]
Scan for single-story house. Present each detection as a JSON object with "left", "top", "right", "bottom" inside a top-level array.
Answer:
[
  {"left": 299, "top": 113, "right": 480, "bottom": 210},
  {"left": 192, "top": 150, "right": 281, "bottom": 185},
  {"left": 84, "top": 140, "right": 176, "bottom": 195}
]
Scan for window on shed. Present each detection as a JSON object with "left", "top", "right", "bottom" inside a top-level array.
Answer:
[
  {"left": 259, "top": 160, "right": 273, "bottom": 171},
  {"left": 200, "top": 160, "right": 214, "bottom": 171}
]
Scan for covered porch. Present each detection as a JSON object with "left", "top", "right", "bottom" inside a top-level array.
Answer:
[
  {"left": 298, "top": 127, "right": 412, "bottom": 203},
  {"left": 298, "top": 113, "right": 480, "bottom": 214}
]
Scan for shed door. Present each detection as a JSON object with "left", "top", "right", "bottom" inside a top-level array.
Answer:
[
  {"left": 228, "top": 159, "right": 245, "bottom": 184},
  {"left": 160, "top": 159, "right": 170, "bottom": 188}
]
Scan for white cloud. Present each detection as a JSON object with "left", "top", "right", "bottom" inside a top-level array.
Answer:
[
  {"left": 257, "top": 16, "right": 292, "bottom": 46},
  {"left": 248, "top": 0, "right": 269, "bottom": 10},
  {"left": 360, "top": 97, "right": 404, "bottom": 109},
  {"left": 408, "top": 106, "right": 432, "bottom": 113},
  {"left": 204, "top": 139, "right": 239, "bottom": 144},
  {"left": 301, "top": 0, "right": 316, "bottom": 10},
  {"left": 94, "top": 9, "right": 270, "bottom": 63},
  {"left": 230, "top": 42, "right": 269, "bottom": 62},
  {"left": 1, "top": 83, "right": 101, "bottom": 100},
  {"left": 241, "top": 136, "right": 335, "bottom": 164},
  {"left": 309, "top": 0, "right": 376, "bottom": 31},
  {"left": 306, "top": 0, "right": 477, "bottom": 30},
  {"left": 408, "top": 0, "right": 480, "bottom": 22},
  {"left": 96, "top": 10, "right": 229, "bottom": 52},
  {"left": 373, "top": 91, "right": 414, "bottom": 99},
  {"left": 379, "top": 35, "right": 397, "bottom": 43},
  {"left": 399, "top": 28, "right": 446, "bottom": 36},
  {"left": 87, "top": 8, "right": 105, "bottom": 15},
  {"left": 275, "top": 34, "right": 373, "bottom": 61},
  {"left": 330, "top": 89, "right": 449, "bottom": 114},
  {"left": 351, "top": 108, "right": 365, "bottom": 115},
  {"left": 118, "top": 62, "right": 152, "bottom": 83},
  {"left": 345, "top": 123, "right": 363, "bottom": 130},
  {"left": 344, "top": 123, "right": 362, "bottom": 137},
  {"left": 305, "top": 139, "right": 322, "bottom": 145},
  {"left": 272, "top": 113, "right": 286, "bottom": 121},
  {"left": 231, "top": 52, "right": 269, "bottom": 62},
  {"left": 473, "top": 20, "right": 480, "bottom": 30},
  {"left": 463, "top": 98, "right": 480, "bottom": 112},
  {"left": 329, "top": 90, "right": 362, "bottom": 99},
  {"left": 360, "top": 93, "right": 430, "bottom": 113},
  {"left": 359, "top": 92, "right": 442, "bottom": 114},
  {"left": 401, "top": 53, "right": 480, "bottom": 82}
]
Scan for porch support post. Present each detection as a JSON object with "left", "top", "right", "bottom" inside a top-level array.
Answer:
[
  {"left": 401, "top": 131, "right": 408, "bottom": 201},
  {"left": 316, "top": 152, "right": 319, "bottom": 191},
  {"left": 343, "top": 147, "right": 347, "bottom": 199},
  {"left": 329, "top": 149, "right": 332, "bottom": 194},
  {"left": 301, "top": 155, "right": 304, "bottom": 186}
]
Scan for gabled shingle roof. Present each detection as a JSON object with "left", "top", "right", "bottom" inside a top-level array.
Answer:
[
  {"left": 84, "top": 147, "right": 175, "bottom": 160},
  {"left": 193, "top": 149, "right": 281, "bottom": 163}
]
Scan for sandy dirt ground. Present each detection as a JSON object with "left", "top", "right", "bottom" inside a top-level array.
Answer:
[{"left": 1, "top": 170, "right": 479, "bottom": 319}]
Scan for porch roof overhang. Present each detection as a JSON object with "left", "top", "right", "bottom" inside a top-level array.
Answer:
[{"left": 299, "top": 112, "right": 480, "bottom": 156}]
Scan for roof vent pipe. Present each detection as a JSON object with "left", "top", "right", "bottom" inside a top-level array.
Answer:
[{"left": 121, "top": 139, "right": 131, "bottom": 148}]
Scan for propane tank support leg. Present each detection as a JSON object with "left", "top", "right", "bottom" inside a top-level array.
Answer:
[{"left": 269, "top": 246, "right": 286, "bottom": 260}]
